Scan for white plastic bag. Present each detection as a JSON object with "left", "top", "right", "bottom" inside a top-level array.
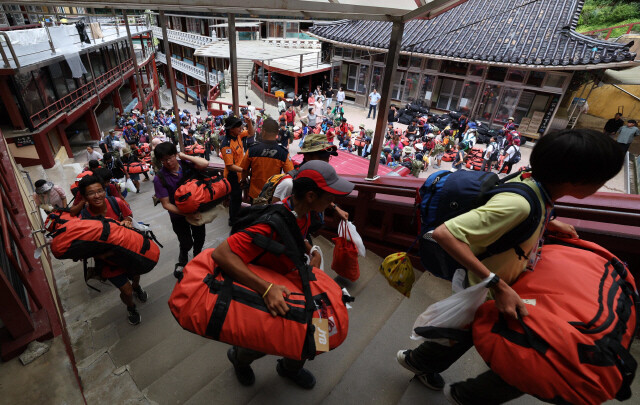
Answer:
[
  {"left": 125, "top": 178, "right": 137, "bottom": 193},
  {"left": 338, "top": 220, "right": 366, "bottom": 257},
  {"left": 410, "top": 273, "right": 496, "bottom": 341}
]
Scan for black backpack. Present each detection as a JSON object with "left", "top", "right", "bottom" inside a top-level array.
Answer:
[{"left": 509, "top": 146, "right": 522, "bottom": 164}]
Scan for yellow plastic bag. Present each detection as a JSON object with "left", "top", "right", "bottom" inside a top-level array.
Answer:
[{"left": 379, "top": 252, "right": 415, "bottom": 297}]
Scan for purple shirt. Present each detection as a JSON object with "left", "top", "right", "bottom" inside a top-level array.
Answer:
[{"left": 153, "top": 160, "right": 193, "bottom": 218}]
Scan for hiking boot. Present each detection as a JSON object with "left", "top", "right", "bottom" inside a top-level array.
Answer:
[
  {"left": 127, "top": 306, "right": 141, "bottom": 325},
  {"left": 443, "top": 384, "right": 464, "bottom": 404},
  {"left": 276, "top": 359, "right": 316, "bottom": 389},
  {"left": 397, "top": 350, "right": 444, "bottom": 391},
  {"left": 133, "top": 285, "right": 148, "bottom": 303},
  {"left": 174, "top": 263, "right": 184, "bottom": 281},
  {"left": 227, "top": 347, "right": 255, "bottom": 386}
]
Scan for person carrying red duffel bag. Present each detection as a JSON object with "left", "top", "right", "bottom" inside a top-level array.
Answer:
[{"left": 171, "top": 160, "right": 354, "bottom": 389}]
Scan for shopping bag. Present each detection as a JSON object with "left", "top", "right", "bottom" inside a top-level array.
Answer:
[
  {"left": 410, "top": 273, "right": 495, "bottom": 342},
  {"left": 125, "top": 178, "right": 137, "bottom": 193},
  {"left": 331, "top": 221, "right": 360, "bottom": 281},
  {"left": 338, "top": 220, "right": 366, "bottom": 257},
  {"left": 379, "top": 252, "right": 415, "bottom": 297}
]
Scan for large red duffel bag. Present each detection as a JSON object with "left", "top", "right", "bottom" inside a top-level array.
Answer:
[
  {"left": 50, "top": 217, "right": 160, "bottom": 276},
  {"left": 174, "top": 176, "right": 230, "bottom": 214},
  {"left": 125, "top": 162, "right": 149, "bottom": 174},
  {"left": 184, "top": 143, "right": 205, "bottom": 155},
  {"left": 44, "top": 208, "right": 74, "bottom": 232},
  {"left": 473, "top": 238, "right": 638, "bottom": 405},
  {"left": 169, "top": 248, "right": 350, "bottom": 360}
]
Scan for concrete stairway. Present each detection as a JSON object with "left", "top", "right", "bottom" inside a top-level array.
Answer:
[
  {"left": 53, "top": 180, "right": 552, "bottom": 404},
  {"left": 224, "top": 59, "right": 254, "bottom": 89}
]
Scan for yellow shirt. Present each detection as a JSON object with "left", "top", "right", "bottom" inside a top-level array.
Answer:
[{"left": 444, "top": 176, "right": 547, "bottom": 287}]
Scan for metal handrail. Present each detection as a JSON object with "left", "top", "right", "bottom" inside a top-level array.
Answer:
[
  {"left": 0, "top": 32, "right": 20, "bottom": 69},
  {"left": 581, "top": 21, "right": 640, "bottom": 40}
]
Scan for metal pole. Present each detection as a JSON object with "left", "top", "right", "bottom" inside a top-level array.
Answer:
[
  {"left": 262, "top": 60, "right": 265, "bottom": 111},
  {"left": 228, "top": 13, "right": 239, "bottom": 116},
  {"left": 366, "top": 20, "right": 404, "bottom": 180},
  {"left": 159, "top": 10, "right": 183, "bottom": 151},
  {"left": 44, "top": 24, "right": 56, "bottom": 54},
  {"left": 123, "top": 10, "right": 147, "bottom": 117},
  {"left": 112, "top": 8, "right": 119, "bottom": 37},
  {"left": 204, "top": 56, "right": 211, "bottom": 111},
  {"left": 90, "top": 8, "right": 96, "bottom": 45}
]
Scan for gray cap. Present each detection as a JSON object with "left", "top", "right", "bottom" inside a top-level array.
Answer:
[{"left": 296, "top": 160, "right": 354, "bottom": 195}]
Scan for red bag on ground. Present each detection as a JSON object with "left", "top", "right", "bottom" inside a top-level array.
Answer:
[{"left": 331, "top": 221, "right": 360, "bottom": 281}]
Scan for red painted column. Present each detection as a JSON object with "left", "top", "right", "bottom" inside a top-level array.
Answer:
[
  {"left": 151, "top": 56, "right": 160, "bottom": 109},
  {"left": 112, "top": 89, "right": 123, "bottom": 114},
  {"left": 0, "top": 77, "right": 26, "bottom": 129},
  {"left": 183, "top": 74, "right": 188, "bottom": 102},
  {"left": 129, "top": 76, "right": 137, "bottom": 95},
  {"left": 268, "top": 71, "right": 271, "bottom": 94},
  {"left": 85, "top": 110, "right": 101, "bottom": 141},
  {"left": 294, "top": 76, "right": 298, "bottom": 96},
  {"left": 32, "top": 132, "right": 55, "bottom": 169},
  {"left": 57, "top": 125, "right": 73, "bottom": 159}
]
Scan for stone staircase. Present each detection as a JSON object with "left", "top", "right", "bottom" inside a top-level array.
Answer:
[
  {"left": 224, "top": 59, "right": 254, "bottom": 90},
  {"left": 54, "top": 181, "right": 553, "bottom": 405}
]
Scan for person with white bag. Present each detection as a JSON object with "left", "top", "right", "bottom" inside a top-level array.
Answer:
[{"left": 396, "top": 129, "right": 625, "bottom": 404}]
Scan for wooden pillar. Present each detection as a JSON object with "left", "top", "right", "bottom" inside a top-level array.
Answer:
[
  {"left": 57, "top": 125, "right": 73, "bottom": 159},
  {"left": 294, "top": 76, "right": 298, "bottom": 96},
  {"left": 367, "top": 20, "right": 404, "bottom": 180},
  {"left": 228, "top": 13, "right": 239, "bottom": 115},
  {"left": 159, "top": 10, "right": 183, "bottom": 150},
  {"left": 85, "top": 109, "right": 101, "bottom": 141},
  {"left": 129, "top": 76, "right": 137, "bottom": 96},
  {"left": 112, "top": 89, "right": 123, "bottom": 113},
  {"left": 0, "top": 77, "right": 25, "bottom": 129},
  {"left": 268, "top": 71, "right": 272, "bottom": 93},
  {"left": 308, "top": 75, "right": 312, "bottom": 94},
  {"left": 33, "top": 132, "right": 55, "bottom": 169}
]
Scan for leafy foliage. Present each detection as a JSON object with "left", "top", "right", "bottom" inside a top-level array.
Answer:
[{"left": 578, "top": 0, "right": 640, "bottom": 32}]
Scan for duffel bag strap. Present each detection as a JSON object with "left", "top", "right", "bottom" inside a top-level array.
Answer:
[
  {"left": 205, "top": 270, "right": 234, "bottom": 340},
  {"left": 491, "top": 311, "right": 549, "bottom": 355}
]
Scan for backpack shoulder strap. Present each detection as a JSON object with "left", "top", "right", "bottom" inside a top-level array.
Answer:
[
  {"left": 106, "top": 196, "right": 123, "bottom": 221},
  {"left": 478, "top": 180, "right": 542, "bottom": 260}
]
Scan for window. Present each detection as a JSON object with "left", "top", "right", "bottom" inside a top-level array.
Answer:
[
  {"left": 359, "top": 50, "right": 370, "bottom": 61},
  {"left": 469, "top": 65, "right": 485, "bottom": 77},
  {"left": 506, "top": 69, "right": 526, "bottom": 83},
  {"left": 526, "top": 71, "right": 545, "bottom": 87},
  {"left": 357, "top": 64, "right": 369, "bottom": 94},
  {"left": 354, "top": 50, "right": 361, "bottom": 60},
  {"left": 513, "top": 91, "right": 536, "bottom": 124},
  {"left": 373, "top": 52, "right": 385, "bottom": 63},
  {"left": 370, "top": 66, "right": 384, "bottom": 92},
  {"left": 286, "top": 22, "right": 299, "bottom": 38},
  {"left": 410, "top": 56, "right": 422, "bottom": 69},
  {"left": 459, "top": 82, "right": 479, "bottom": 114},
  {"left": 477, "top": 84, "right": 501, "bottom": 122},
  {"left": 545, "top": 74, "right": 567, "bottom": 89},
  {"left": 391, "top": 70, "right": 406, "bottom": 100},
  {"left": 346, "top": 63, "right": 358, "bottom": 91},
  {"left": 342, "top": 48, "right": 353, "bottom": 59},
  {"left": 33, "top": 68, "right": 57, "bottom": 107},
  {"left": 268, "top": 22, "right": 284, "bottom": 38},
  {"left": 398, "top": 55, "right": 409, "bottom": 68},
  {"left": 81, "top": 54, "right": 93, "bottom": 81},
  {"left": 14, "top": 72, "right": 45, "bottom": 117},
  {"left": 48, "top": 63, "right": 70, "bottom": 99},
  {"left": 486, "top": 67, "right": 508, "bottom": 82},
  {"left": 331, "top": 64, "right": 341, "bottom": 90},
  {"left": 435, "top": 78, "right": 463, "bottom": 110},
  {"left": 440, "top": 61, "right": 469, "bottom": 76},
  {"left": 403, "top": 72, "right": 421, "bottom": 101},
  {"left": 494, "top": 88, "right": 520, "bottom": 125},
  {"left": 334, "top": 47, "right": 343, "bottom": 58},
  {"left": 419, "top": 75, "right": 435, "bottom": 106},
  {"left": 424, "top": 59, "right": 439, "bottom": 70}
]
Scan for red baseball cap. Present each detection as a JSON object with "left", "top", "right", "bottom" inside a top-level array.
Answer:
[{"left": 296, "top": 161, "right": 354, "bottom": 195}]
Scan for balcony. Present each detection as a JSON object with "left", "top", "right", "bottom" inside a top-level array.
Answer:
[
  {"left": 151, "top": 26, "right": 216, "bottom": 49},
  {"left": 27, "top": 57, "right": 145, "bottom": 129},
  {"left": 156, "top": 51, "right": 221, "bottom": 86},
  {"left": 0, "top": 20, "right": 151, "bottom": 71}
]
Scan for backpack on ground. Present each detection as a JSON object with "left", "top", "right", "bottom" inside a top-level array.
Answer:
[
  {"left": 169, "top": 204, "right": 352, "bottom": 360},
  {"left": 473, "top": 237, "right": 638, "bottom": 405},
  {"left": 253, "top": 169, "right": 298, "bottom": 206},
  {"left": 416, "top": 170, "right": 542, "bottom": 280}
]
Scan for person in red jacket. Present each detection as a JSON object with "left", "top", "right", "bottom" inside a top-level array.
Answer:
[{"left": 285, "top": 105, "right": 296, "bottom": 127}]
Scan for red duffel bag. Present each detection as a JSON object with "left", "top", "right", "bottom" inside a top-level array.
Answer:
[
  {"left": 169, "top": 248, "right": 350, "bottom": 360},
  {"left": 50, "top": 217, "right": 160, "bottom": 276},
  {"left": 473, "top": 237, "right": 638, "bottom": 405},
  {"left": 44, "top": 208, "right": 74, "bottom": 232},
  {"left": 185, "top": 143, "right": 205, "bottom": 155},
  {"left": 174, "top": 176, "right": 231, "bottom": 214},
  {"left": 125, "top": 162, "right": 149, "bottom": 174}
]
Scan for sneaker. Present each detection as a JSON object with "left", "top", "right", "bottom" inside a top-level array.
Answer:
[
  {"left": 443, "top": 384, "right": 464, "bottom": 404},
  {"left": 396, "top": 350, "right": 445, "bottom": 391},
  {"left": 173, "top": 263, "right": 184, "bottom": 281},
  {"left": 178, "top": 251, "right": 188, "bottom": 265},
  {"left": 127, "top": 306, "right": 141, "bottom": 325},
  {"left": 227, "top": 347, "right": 255, "bottom": 386},
  {"left": 133, "top": 285, "right": 148, "bottom": 302},
  {"left": 276, "top": 359, "right": 316, "bottom": 389}
]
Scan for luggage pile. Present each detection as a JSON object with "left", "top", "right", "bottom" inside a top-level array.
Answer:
[
  {"left": 441, "top": 151, "right": 456, "bottom": 162},
  {"left": 464, "top": 147, "right": 484, "bottom": 171}
]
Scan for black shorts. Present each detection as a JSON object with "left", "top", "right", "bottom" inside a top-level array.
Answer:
[{"left": 108, "top": 273, "right": 132, "bottom": 289}]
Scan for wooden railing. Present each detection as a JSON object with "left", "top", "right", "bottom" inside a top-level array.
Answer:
[{"left": 581, "top": 21, "right": 640, "bottom": 40}]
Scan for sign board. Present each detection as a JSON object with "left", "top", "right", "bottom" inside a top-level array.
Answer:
[
  {"left": 15, "top": 136, "right": 35, "bottom": 147},
  {"left": 538, "top": 95, "right": 560, "bottom": 134}
]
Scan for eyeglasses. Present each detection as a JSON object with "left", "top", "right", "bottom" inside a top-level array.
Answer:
[
  {"left": 85, "top": 190, "right": 106, "bottom": 197},
  {"left": 160, "top": 155, "right": 177, "bottom": 164}
]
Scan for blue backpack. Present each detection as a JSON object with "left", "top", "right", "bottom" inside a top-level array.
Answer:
[{"left": 417, "top": 170, "right": 542, "bottom": 280}]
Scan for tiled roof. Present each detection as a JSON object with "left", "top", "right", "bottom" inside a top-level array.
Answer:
[{"left": 308, "top": 0, "right": 636, "bottom": 67}]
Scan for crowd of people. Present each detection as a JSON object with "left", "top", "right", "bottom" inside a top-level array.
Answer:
[{"left": 32, "top": 86, "right": 635, "bottom": 403}]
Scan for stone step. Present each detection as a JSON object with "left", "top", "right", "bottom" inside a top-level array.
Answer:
[{"left": 184, "top": 243, "right": 408, "bottom": 405}]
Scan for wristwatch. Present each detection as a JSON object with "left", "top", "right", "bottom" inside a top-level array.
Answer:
[{"left": 486, "top": 274, "right": 500, "bottom": 289}]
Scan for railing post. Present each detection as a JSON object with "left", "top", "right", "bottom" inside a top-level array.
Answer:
[
  {"left": 123, "top": 9, "right": 147, "bottom": 117},
  {"left": 159, "top": 10, "right": 183, "bottom": 150}
]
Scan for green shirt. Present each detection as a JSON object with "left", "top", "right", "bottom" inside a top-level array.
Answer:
[{"left": 444, "top": 176, "right": 547, "bottom": 287}]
